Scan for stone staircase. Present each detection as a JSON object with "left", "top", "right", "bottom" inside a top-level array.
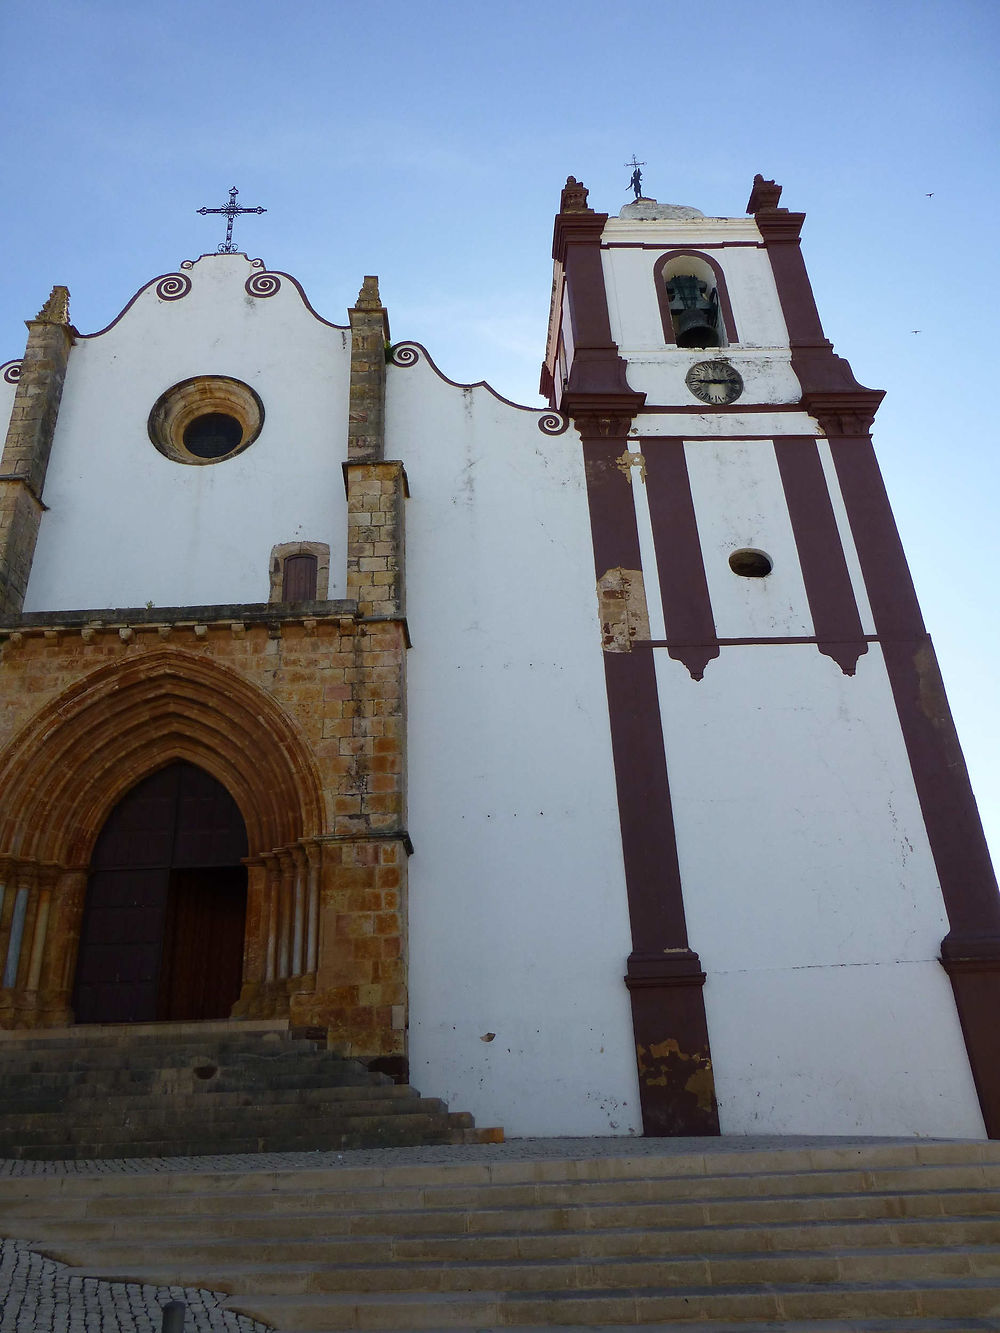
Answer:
[
  {"left": 0, "top": 1020, "right": 499, "bottom": 1159},
  {"left": 3, "top": 1140, "right": 1000, "bottom": 1328}
]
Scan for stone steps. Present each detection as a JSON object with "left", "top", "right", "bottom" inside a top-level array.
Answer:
[
  {"left": 0, "top": 1094, "right": 452, "bottom": 1131},
  {"left": 213, "top": 1279, "right": 1000, "bottom": 1327},
  {"left": 0, "top": 1020, "right": 499, "bottom": 1159},
  {"left": 44, "top": 1243, "right": 1000, "bottom": 1292},
  {"left": 28, "top": 1214, "right": 1000, "bottom": 1265},
  {"left": 3, "top": 1140, "right": 1000, "bottom": 1328}
]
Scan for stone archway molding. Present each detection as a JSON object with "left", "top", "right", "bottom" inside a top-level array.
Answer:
[{"left": 0, "top": 649, "right": 327, "bottom": 1028}]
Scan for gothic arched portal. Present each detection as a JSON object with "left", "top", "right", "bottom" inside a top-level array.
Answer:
[{"left": 72, "top": 762, "right": 249, "bottom": 1025}]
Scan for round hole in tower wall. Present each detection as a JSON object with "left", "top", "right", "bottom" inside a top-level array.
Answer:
[
  {"left": 729, "top": 548, "right": 773, "bottom": 578},
  {"left": 147, "top": 376, "right": 264, "bottom": 465}
]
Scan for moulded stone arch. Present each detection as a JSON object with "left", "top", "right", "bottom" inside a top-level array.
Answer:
[{"left": 0, "top": 648, "right": 326, "bottom": 866}]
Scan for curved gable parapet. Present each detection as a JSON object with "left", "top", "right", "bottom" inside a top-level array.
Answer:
[
  {"left": 75, "top": 253, "right": 348, "bottom": 342},
  {"left": 239, "top": 266, "right": 349, "bottom": 331},
  {"left": 389, "top": 342, "right": 546, "bottom": 416}
]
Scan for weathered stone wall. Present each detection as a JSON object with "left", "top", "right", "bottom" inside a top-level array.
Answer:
[
  {"left": 0, "top": 607, "right": 408, "bottom": 1061},
  {"left": 0, "top": 289, "right": 73, "bottom": 614}
]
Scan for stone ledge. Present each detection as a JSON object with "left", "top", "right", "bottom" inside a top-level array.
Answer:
[{"left": 0, "top": 599, "right": 358, "bottom": 634}]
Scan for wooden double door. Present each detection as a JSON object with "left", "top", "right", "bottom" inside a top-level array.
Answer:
[{"left": 72, "top": 762, "right": 249, "bottom": 1025}]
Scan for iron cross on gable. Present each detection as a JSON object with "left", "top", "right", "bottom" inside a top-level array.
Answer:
[
  {"left": 197, "top": 186, "right": 266, "bottom": 253},
  {"left": 625, "top": 155, "right": 646, "bottom": 200}
]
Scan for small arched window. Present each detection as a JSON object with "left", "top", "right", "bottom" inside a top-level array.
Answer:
[{"left": 654, "top": 250, "right": 739, "bottom": 348}]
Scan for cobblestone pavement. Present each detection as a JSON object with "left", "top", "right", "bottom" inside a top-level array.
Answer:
[{"left": 0, "top": 1239, "right": 270, "bottom": 1333}]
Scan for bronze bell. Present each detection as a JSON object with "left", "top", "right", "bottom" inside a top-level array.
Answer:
[{"left": 667, "top": 275, "right": 721, "bottom": 348}]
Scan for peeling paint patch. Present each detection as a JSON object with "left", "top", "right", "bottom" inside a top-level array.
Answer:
[
  {"left": 615, "top": 449, "right": 647, "bottom": 484},
  {"left": 637, "top": 1037, "right": 716, "bottom": 1114},
  {"left": 597, "top": 567, "right": 651, "bottom": 653}
]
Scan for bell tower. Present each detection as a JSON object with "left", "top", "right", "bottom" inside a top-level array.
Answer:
[{"left": 543, "top": 174, "right": 1000, "bottom": 1138}]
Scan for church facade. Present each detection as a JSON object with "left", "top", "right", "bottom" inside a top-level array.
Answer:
[{"left": 1, "top": 175, "right": 997, "bottom": 1141}]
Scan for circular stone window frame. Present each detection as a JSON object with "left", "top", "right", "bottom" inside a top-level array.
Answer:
[
  {"left": 147, "top": 375, "right": 264, "bottom": 465},
  {"left": 729, "top": 548, "right": 774, "bottom": 578}
]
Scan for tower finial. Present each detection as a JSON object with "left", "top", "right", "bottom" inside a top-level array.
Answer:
[
  {"left": 747, "top": 174, "right": 783, "bottom": 213},
  {"left": 354, "top": 275, "right": 382, "bottom": 310},
  {"left": 35, "top": 286, "right": 70, "bottom": 325},
  {"left": 560, "top": 176, "right": 593, "bottom": 213}
]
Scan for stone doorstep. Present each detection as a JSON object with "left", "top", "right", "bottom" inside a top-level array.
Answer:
[
  {"left": 0, "top": 1070, "right": 392, "bottom": 1092},
  {"left": 0, "top": 1101, "right": 465, "bottom": 1129},
  {"left": 454, "top": 1326, "right": 1000, "bottom": 1333},
  {"left": 35, "top": 1243, "right": 1000, "bottom": 1294},
  {"left": 15, "top": 1191, "right": 1000, "bottom": 1243},
  {"left": 0, "top": 1084, "right": 416, "bottom": 1110},
  {"left": 10, "top": 1182, "right": 1000, "bottom": 1229},
  {"left": 0, "top": 1019, "right": 293, "bottom": 1043},
  {"left": 4, "top": 1118, "right": 475, "bottom": 1151},
  {"left": 0, "top": 1097, "right": 450, "bottom": 1130},
  {"left": 193, "top": 1279, "right": 1000, "bottom": 1328},
  {"left": 4, "top": 1141, "right": 1000, "bottom": 1198},
  {"left": 27, "top": 1215, "right": 1000, "bottom": 1266},
  {"left": 29, "top": 1160, "right": 996, "bottom": 1204}
]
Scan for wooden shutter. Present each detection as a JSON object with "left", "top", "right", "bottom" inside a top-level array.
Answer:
[{"left": 282, "top": 553, "right": 318, "bottom": 601}]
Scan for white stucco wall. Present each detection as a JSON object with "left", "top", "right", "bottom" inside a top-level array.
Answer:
[
  {"left": 600, "top": 218, "right": 799, "bottom": 408},
  {"left": 389, "top": 350, "right": 642, "bottom": 1137},
  {"left": 628, "top": 428, "right": 983, "bottom": 1135},
  {"left": 22, "top": 255, "right": 351, "bottom": 613},
  {"left": 684, "top": 437, "right": 813, "bottom": 639},
  {"left": 621, "top": 349, "right": 802, "bottom": 407},
  {"left": 652, "top": 642, "right": 985, "bottom": 1137},
  {"left": 602, "top": 221, "right": 789, "bottom": 355}
]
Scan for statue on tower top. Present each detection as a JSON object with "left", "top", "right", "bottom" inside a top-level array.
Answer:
[{"left": 625, "top": 155, "right": 646, "bottom": 201}]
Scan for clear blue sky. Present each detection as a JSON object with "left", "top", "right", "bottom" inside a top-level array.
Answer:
[{"left": 2, "top": 0, "right": 999, "bottom": 857}]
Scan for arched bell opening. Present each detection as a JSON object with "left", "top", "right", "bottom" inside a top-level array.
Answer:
[
  {"left": 654, "top": 249, "right": 740, "bottom": 350},
  {"left": 667, "top": 273, "right": 722, "bottom": 349},
  {"left": 71, "top": 762, "right": 250, "bottom": 1025}
]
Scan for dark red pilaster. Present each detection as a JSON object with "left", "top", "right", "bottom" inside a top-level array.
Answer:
[
  {"left": 751, "top": 173, "right": 1000, "bottom": 1135},
  {"left": 580, "top": 428, "right": 719, "bottom": 1137},
  {"left": 773, "top": 436, "right": 867, "bottom": 676},
  {"left": 554, "top": 176, "right": 718, "bottom": 1134},
  {"left": 643, "top": 438, "right": 719, "bottom": 682}
]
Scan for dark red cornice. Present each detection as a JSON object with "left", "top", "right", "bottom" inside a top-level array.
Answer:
[
  {"left": 754, "top": 211, "right": 807, "bottom": 245},
  {"left": 562, "top": 380, "right": 645, "bottom": 428},
  {"left": 802, "top": 386, "right": 885, "bottom": 437},
  {"left": 552, "top": 210, "right": 609, "bottom": 265}
]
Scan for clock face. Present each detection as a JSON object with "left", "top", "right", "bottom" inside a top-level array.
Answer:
[{"left": 685, "top": 360, "right": 744, "bottom": 405}]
